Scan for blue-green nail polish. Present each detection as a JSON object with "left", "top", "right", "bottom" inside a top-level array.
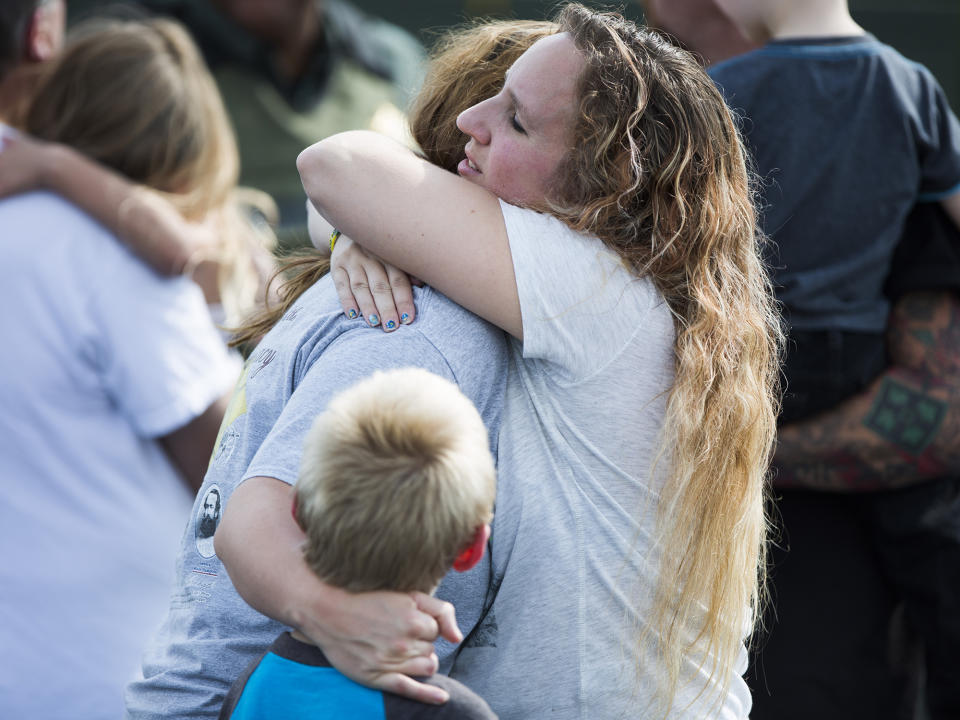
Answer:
[
  {"left": 347, "top": 309, "right": 358, "bottom": 319},
  {"left": 400, "top": 313, "right": 410, "bottom": 324},
  {"left": 368, "top": 314, "right": 379, "bottom": 326},
  {"left": 385, "top": 319, "right": 397, "bottom": 330}
]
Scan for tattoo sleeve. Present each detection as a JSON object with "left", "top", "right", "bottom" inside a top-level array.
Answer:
[{"left": 773, "top": 291, "right": 960, "bottom": 492}]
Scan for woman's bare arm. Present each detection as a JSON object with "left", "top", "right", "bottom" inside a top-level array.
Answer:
[
  {"left": 774, "top": 291, "right": 960, "bottom": 491},
  {"left": 215, "top": 475, "right": 462, "bottom": 704},
  {"left": 298, "top": 131, "right": 523, "bottom": 338},
  {"left": 0, "top": 134, "right": 213, "bottom": 275}
]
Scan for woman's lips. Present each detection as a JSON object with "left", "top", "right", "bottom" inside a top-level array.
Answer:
[{"left": 458, "top": 156, "right": 481, "bottom": 177}]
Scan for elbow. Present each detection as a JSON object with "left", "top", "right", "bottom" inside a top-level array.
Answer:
[
  {"left": 298, "top": 131, "right": 373, "bottom": 212},
  {"left": 297, "top": 136, "right": 349, "bottom": 211},
  {"left": 297, "top": 143, "right": 327, "bottom": 207}
]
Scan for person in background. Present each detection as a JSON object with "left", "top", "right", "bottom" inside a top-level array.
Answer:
[
  {"left": 0, "top": 2, "right": 277, "bottom": 331},
  {"left": 0, "top": 16, "right": 242, "bottom": 719},
  {"left": 642, "top": 0, "right": 754, "bottom": 64},
  {"left": 642, "top": 1, "right": 960, "bottom": 718},
  {"left": 67, "top": 0, "right": 425, "bottom": 249},
  {"left": 219, "top": 368, "right": 498, "bottom": 720},
  {"left": 0, "top": 0, "right": 65, "bottom": 118}
]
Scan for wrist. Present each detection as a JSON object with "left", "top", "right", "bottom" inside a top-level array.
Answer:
[{"left": 286, "top": 566, "right": 341, "bottom": 641}]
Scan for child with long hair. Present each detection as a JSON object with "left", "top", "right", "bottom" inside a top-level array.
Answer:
[{"left": 1, "top": 15, "right": 275, "bottom": 330}]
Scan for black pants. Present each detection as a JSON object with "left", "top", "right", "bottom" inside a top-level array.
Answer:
[
  {"left": 752, "top": 329, "right": 960, "bottom": 719},
  {"left": 748, "top": 481, "right": 960, "bottom": 720}
]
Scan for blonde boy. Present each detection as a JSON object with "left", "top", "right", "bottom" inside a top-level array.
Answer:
[{"left": 219, "top": 368, "right": 497, "bottom": 719}]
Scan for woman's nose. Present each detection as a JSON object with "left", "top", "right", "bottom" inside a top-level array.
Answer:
[{"left": 456, "top": 99, "right": 491, "bottom": 145}]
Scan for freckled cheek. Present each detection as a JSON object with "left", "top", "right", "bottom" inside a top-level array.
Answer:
[{"left": 527, "top": 156, "right": 563, "bottom": 193}]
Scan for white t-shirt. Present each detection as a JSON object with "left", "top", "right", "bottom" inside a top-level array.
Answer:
[
  {"left": 450, "top": 202, "right": 751, "bottom": 719},
  {"left": 0, "top": 189, "right": 239, "bottom": 719}
]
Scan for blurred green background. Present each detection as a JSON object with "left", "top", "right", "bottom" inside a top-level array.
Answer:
[
  {"left": 68, "top": 0, "right": 960, "bottom": 107},
  {"left": 354, "top": 0, "right": 960, "bottom": 107}
]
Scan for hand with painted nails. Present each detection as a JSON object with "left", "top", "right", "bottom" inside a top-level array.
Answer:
[{"left": 330, "top": 233, "right": 420, "bottom": 331}]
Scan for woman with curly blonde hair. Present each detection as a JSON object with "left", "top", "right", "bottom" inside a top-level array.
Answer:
[{"left": 218, "top": 6, "right": 781, "bottom": 718}]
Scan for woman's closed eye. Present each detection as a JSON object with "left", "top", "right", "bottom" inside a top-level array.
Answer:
[{"left": 511, "top": 113, "right": 527, "bottom": 134}]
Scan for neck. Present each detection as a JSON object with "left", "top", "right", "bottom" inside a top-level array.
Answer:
[{"left": 767, "top": 2, "right": 864, "bottom": 40}]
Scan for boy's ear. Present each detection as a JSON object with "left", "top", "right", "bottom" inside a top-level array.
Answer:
[{"left": 452, "top": 524, "right": 490, "bottom": 573}]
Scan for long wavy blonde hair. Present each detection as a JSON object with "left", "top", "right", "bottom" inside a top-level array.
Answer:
[
  {"left": 547, "top": 4, "right": 781, "bottom": 711},
  {"left": 21, "top": 17, "right": 275, "bottom": 326}
]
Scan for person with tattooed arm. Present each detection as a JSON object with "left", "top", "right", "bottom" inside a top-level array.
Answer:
[
  {"left": 640, "top": 1, "right": 960, "bottom": 718},
  {"left": 766, "top": 211, "right": 960, "bottom": 720}
]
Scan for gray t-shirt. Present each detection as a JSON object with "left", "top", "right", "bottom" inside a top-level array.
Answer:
[
  {"left": 449, "top": 202, "right": 751, "bottom": 719},
  {"left": 125, "top": 279, "right": 507, "bottom": 719}
]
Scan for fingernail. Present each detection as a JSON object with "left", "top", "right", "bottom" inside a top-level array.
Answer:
[
  {"left": 368, "top": 314, "right": 380, "bottom": 326},
  {"left": 385, "top": 319, "right": 396, "bottom": 330},
  {"left": 347, "top": 309, "right": 358, "bottom": 319},
  {"left": 400, "top": 313, "right": 411, "bottom": 324}
]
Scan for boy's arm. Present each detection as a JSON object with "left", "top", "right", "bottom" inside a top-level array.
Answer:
[
  {"left": 774, "top": 291, "right": 960, "bottom": 491},
  {"left": 0, "top": 133, "right": 213, "bottom": 275}
]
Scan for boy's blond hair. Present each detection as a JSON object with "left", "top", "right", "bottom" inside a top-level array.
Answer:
[{"left": 294, "top": 368, "right": 496, "bottom": 594}]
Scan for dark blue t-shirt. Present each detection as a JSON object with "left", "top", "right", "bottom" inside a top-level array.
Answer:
[{"left": 710, "top": 35, "right": 960, "bottom": 334}]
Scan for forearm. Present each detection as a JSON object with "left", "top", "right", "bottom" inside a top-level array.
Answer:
[
  {"left": 774, "top": 292, "right": 960, "bottom": 491},
  {"left": 41, "top": 144, "right": 199, "bottom": 275},
  {"left": 774, "top": 370, "right": 956, "bottom": 490},
  {"left": 298, "top": 132, "right": 522, "bottom": 336},
  {"left": 215, "top": 476, "right": 336, "bottom": 630}
]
